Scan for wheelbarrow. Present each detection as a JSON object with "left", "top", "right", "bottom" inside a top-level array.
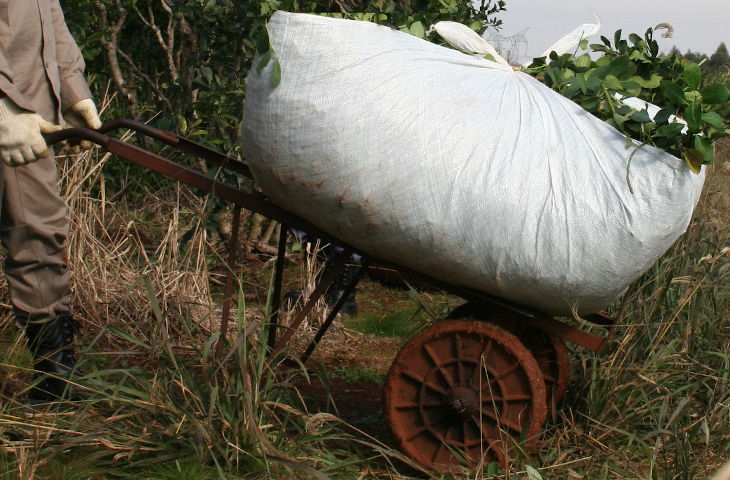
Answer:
[{"left": 46, "top": 120, "right": 625, "bottom": 472}]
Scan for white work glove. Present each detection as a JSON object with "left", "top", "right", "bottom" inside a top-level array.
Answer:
[
  {"left": 63, "top": 98, "right": 102, "bottom": 151},
  {"left": 0, "top": 96, "right": 62, "bottom": 166}
]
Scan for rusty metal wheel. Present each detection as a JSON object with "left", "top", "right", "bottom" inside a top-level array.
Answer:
[
  {"left": 448, "top": 303, "right": 571, "bottom": 409},
  {"left": 524, "top": 331, "right": 569, "bottom": 409},
  {"left": 384, "top": 320, "right": 547, "bottom": 471}
]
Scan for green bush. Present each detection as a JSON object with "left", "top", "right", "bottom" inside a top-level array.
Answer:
[{"left": 65, "top": 0, "right": 506, "bottom": 155}]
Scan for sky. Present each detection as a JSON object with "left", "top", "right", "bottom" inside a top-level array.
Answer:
[{"left": 488, "top": 0, "right": 730, "bottom": 64}]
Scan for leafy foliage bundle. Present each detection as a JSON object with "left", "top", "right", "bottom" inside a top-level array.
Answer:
[{"left": 524, "top": 29, "right": 730, "bottom": 173}]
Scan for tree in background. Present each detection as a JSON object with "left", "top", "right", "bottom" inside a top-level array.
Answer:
[
  {"left": 669, "top": 43, "right": 730, "bottom": 83},
  {"left": 65, "top": 0, "right": 506, "bottom": 154},
  {"left": 709, "top": 42, "right": 730, "bottom": 73}
]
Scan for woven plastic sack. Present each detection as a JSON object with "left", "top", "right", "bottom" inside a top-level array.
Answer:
[{"left": 241, "top": 11, "right": 705, "bottom": 315}]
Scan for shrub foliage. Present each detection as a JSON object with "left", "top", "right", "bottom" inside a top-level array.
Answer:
[{"left": 65, "top": 0, "right": 505, "bottom": 152}]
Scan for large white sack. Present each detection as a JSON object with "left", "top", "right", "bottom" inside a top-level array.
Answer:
[{"left": 241, "top": 11, "right": 705, "bottom": 316}]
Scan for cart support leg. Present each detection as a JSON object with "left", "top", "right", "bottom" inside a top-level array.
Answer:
[
  {"left": 268, "top": 225, "right": 288, "bottom": 351},
  {"left": 301, "top": 263, "right": 365, "bottom": 364},
  {"left": 216, "top": 205, "right": 243, "bottom": 359},
  {"left": 269, "top": 251, "right": 351, "bottom": 359}
]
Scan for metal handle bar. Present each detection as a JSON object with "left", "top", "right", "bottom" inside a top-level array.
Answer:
[
  {"left": 45, "top": 118, "right": 253, "bottom": 179},
  {"left": 44, "top": 123, "right": 325, "bottom": 235}
]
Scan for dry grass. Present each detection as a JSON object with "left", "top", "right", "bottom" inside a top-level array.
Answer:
[{"left": 60, "top": 143, "right": 218, "bottom": 342}]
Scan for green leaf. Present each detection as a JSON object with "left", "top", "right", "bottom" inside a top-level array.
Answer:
[
  {"left": 409, "top": 21, "right": 425, "bottom": 38},
  {"left": 585, "top": 75, "right": 602, "bottom": 94},
  {"left": 701, "top": 111, "right": 725, "bottom": 129},
  {"left": 630, "top": 73, "right": 662, "bottom": 89},
  {"left": 684, "top": 90, "right": 701, "bottom": 103},
  {"left": 616, "top": 104, "right": 633, "bottom": 116},
  {"left": 602, "top": 74, "right": 623, "bottom": 91},
  {"left": 630, "top": 109, "right": 652, "bottom": 123},
  {"left": 107, "top": 326, "right": 152, "bottom": 351},
  {"left": 685, "top": 102, "right": 702, "bottom": 131},
  {"left": 575, "top": 53, "right": 592, "bottom": 69},
  {"left": 200, "top": 66, "right": 213, "bottom": 85},
  {"left": 606, "top": 55, "right": 635, "bottom": 79},
  {"left": 629, "top": 49, "right": 650, "bottom": 63},
  {"left": 468, "top": 20, "right": 483, "bottom": 32},
  {"left": 621, "top": 80, "right": 642, "bottom": 97},
  {"left": 256, "top": 27, "right": 270, "bottom": 54},
  {"left": 660, "top": 80, "right": 687, "bottom": 105},
  {"left": 654, "top": 107, "right": 674, "bottom": 125},
  {"left": 612, "top": 111, "right": 630, "bottom": 129},
  {"left": 271, "top": 58, "right": 281, "bottom": 87},
  {"left": 614, "top": 29, "right": 623, "bottom": 47},
  {"left": 694, "top": 135, "right": 714, "bottom": 164},
  {"left": 202, "top": 332, "right": 222, "bottom": 361},
  {"left": 682, "top": 148, "right": 703, "bottom": 173},
  {"left": 581, "top": 97, "right": 601, "bottom": 111},
  {"left": 565, "top": 75, "right": 587, "bottom": 96},
  {"left": 256, "top": 50, "right": 272, "bottom": 74},
  {"left": 682, "top": 62, "right": 702, "bottom": 90},
  {"left": 701, "top": 83, "right": 730, "bottom": 104},
  {"left": 655, "top": 122, "right": 685, "bottom": 138}
]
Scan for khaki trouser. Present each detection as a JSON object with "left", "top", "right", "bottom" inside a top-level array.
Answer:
[{"left": 1, "top": 152, "right": 69, "bottom": 326}]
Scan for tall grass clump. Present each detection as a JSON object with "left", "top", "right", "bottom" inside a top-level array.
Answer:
[{"left": 540, "top": 152, "right": 730, "bottom": 479}]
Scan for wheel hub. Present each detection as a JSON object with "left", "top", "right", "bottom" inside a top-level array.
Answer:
[{"left": 448, "top": 387, "right": 478, "bottom": 417}]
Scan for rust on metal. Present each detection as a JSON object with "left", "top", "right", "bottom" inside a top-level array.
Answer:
[
  {"left": 215, "top": 205, "right": 243, "bottom": 359},
  {"left": 384, "top": 320, "right": 547, "bottom": 472},
  {"left": 268, "top": 225, "right": 290, "bottom": 350},
  {"left": 447, "top": 303, "right": 571, "bottom": 409},
  {"left": 98, "top": 118, "right": 253, "bottom": 179}
]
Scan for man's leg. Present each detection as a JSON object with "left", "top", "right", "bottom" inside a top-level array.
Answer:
[{"left": 0, "top": 153, "right": 77, "bottom": 399}]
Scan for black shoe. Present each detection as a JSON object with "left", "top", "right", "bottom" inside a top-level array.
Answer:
[{"left": 24, "top": 313, "right": 79, "bottom": 401}]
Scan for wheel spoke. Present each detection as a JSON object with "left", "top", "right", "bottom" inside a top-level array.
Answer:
[
  {"left": 423, "top": 343, "right": 456, "bottom": 388},
  {"left": 491, "top": 360, "right": 521, "bottom": 380},
  {"left": 455, "top": 333, "right": 467, "bottom": 385},
  {"left": 405, "top": 425, "right": 428, "bottom": 442},
  {"left": 401, "top": 370, "right": 449, "bottom": 396},
  {"left": 487, "top": 393, "right": 531, "bottom": 403},
  {"left": 430, "top": 440, "right": 448, "bottom": 465},
  {"left": 424, "top": 409, "right": 451, "bottom": 431},
  {"left": 473, "top": 410, "right": 524, "bottom": 435},
  {"left": 461, "top": 419, "right": 470, "bottom": 447},
  {"left": 532, "top": 347, "right": 554, "bottom": 359},
  {"left": 394, "top": 399, "right": 447, "bottom": 410},
  {"left": 471, "top": 339, "right": 494, "bottom": 387}
]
